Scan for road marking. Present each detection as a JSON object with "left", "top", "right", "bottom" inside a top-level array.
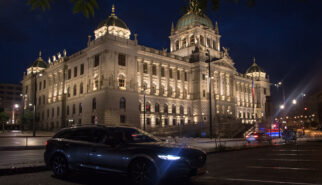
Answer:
[
  {"left": 269, "top": 154, "right": 310, "bottom": 156},
  {"left": 247, "top": 166, "right": 315, "bottom": 171},
  {"left": 200, "top": 176, "right": 322, "bottom": 185},
  {"left": 272, "top": 150, "right": 314, "bottom": 152},
  {"left": 258, "top": 159, "right": 320, "bottom": 162}
]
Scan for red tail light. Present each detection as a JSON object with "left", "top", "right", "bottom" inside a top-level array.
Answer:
[
  {"left": 45, "top": 141, "right": 48, "bottom": 146},
  {"left": 254, "top": 135, "right": 258, "bottom": 138}
]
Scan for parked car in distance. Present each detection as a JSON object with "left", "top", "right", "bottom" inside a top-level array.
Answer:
[
  {"left": 44, "top": 125, "right": 207, "bottom": 185},
  {"left": 246, "top": 132, "right": 271, "bottom": 143}
]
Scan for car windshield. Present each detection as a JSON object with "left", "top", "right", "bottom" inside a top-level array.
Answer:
[{"left": 112, "top": 128, "right": 161, "bottom": 144}]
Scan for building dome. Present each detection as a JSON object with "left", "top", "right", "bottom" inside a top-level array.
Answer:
[
  {"left": 28, "top": 52, "right": 47, "bottom": 69},
  {"left": 94, "top": 5, "right": 131, "bottom": 40},
  {"left": 97, "top": 14, "right": 129, "bottom": 30},
  {"left": 176, "top": 13, "right": 214, "bottom": 31},
  {"left": 246, "top": 58, "right": 264, "bottom": 74}
]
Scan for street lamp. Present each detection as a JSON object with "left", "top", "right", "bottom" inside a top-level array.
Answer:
[
  {"left": 12, "top": 104, "right": 20, "bottom": 124},
  {"left": 205, "top": 49, "right": 222, "bottom": 139},
  {"left": 292, "top": 99, "right": 297, "bottom": 105},
  {"left": 280, "top": 104, "right": 285, "bottom": 109},
  {"left": 142, "top": 85, "right": 147, "bottom": 131}
]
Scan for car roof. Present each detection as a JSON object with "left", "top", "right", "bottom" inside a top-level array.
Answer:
[{"left": 62, "top": 124, "right": 139, "bottom": 130}]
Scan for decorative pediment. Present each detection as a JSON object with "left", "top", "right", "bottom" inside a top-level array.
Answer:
[{"left": 213, "top": 58, "right": 236, "bottom": 70}]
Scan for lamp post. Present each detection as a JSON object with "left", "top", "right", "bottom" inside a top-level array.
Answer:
[
  {"left": 142, "top": 85, "right": 147, "bottom": 131},
  {"left": 205, "top": 50, "right": 221, "bottom": 139}
]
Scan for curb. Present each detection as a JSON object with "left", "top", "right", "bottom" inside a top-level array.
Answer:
[
  {"left": 0, "top": 146, "right": 45, "bottom": 151},
  {"left": 0, "top": 165, "right": 48, "bottom": 176}
]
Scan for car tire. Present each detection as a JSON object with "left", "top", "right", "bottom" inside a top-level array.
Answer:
[
  {"left": 129, "top": 158, "right": 158, "bottom": 185},
  {"left": 51, "top": 153, "right": 69, "bottom": 178}
]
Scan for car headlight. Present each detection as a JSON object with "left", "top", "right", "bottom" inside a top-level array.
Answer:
[{"left": 157, "top": 154, "right": 181, "bottom": 160}]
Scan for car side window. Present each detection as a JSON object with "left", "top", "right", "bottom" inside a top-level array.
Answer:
[
  {"left": 92, "top": 128, "right": 108, "bottom": 144},
  {"left": 71, "top": 128, "right": 95, "bottom": 142},
  {"left": 53, "top": 129, "right": 73, "bottom": 139}
]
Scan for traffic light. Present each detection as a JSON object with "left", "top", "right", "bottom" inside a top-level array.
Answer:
[{"left": 304, "top": 107, "right": 308, "bottom": 111}]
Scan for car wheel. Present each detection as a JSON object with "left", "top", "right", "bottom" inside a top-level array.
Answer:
[
  {"left": 129, "top": 158, "right": 157, "bottom": 185},
  {"left": 51, "top": 153, "right": 69, "bottom": 178}
]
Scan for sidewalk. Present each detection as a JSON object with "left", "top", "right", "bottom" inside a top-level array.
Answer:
[{"left": 0, "top": 130, "right": 54, "bottom": 137}]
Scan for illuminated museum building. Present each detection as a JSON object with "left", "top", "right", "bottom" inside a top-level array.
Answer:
[{"left": 21, "top": 4, "right": 270, "bottom": 130}]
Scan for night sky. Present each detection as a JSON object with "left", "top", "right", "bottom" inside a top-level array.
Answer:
[{"left": 1, "top": 0, "right": 322, "bottom": 105}]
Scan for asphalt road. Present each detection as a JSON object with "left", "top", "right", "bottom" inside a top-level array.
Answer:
[{"left": 0, "top": 141, "right": 322, "bottom": 185}]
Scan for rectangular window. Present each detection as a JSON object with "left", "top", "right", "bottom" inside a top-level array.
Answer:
[
  {"left": 207, "top": 38, "right": 211, "bottom": 47},
  {"left": 169, "top": 69, "right": 173, "bottom": 78},
  {"left": 264, "top": 88, "right": 267, "bottom": 95},
  {"left": 47, "top": 109, "right": 49, "bottom": 119},
  {"left": 161, "top": 67, "right": 165, "bottom": 77},
  {"left": 68, "top": 69, "right": 71, "bottom": 79},
  {"left": 25, "top": 86, "right": 28, "bottom": 94},
  {"left": 72, "top": 104, "right": 75, "bottom": 115},
  {"left": 80, "top": 64, "right": 84, "bottom": 75},
  {"left": 39, "top": 82, "right": 42, "bottom": 91},
  {"left": 143, "top": 63, "right": 148, "bottom": 73},
  {"left": 66, "top": 106, "right": 69, "bottom": 115},
  {"left": 120, "top": 115, "right": 126, "bottom": 123},
  {"left": 118, "top": 54, "right": 126, "bottom": 66},
  {"left": 57, "top": 107, "right": 60, "bottom": 116},
  {"left": 43, "top": 80, "right": 46, "bottom": 89},
  {"left": 74, "top": 66, "right": 77, "bottom": 77},
  {"left": 184, "top": 72, "right": 187, "bottom": 81},
  {"left": 152, "top": 64, "right": 157, "bottom": 75},
  {"left": 94, "top": 54, "right": 99, "bottom": 67},
  {"left": 52, "top": 108, "right": 54, "bottom": 118},
  {"left": 202, "top": 74, "right": 206, "bottom": 80},
  {"left": 177, "top": 70, "right": 180, "bottom": 80},
  {"left": 203, "top": 90, "right": 206, "bottom": 97}
]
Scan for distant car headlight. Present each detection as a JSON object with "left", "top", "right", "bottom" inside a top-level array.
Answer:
[{"left": 157, "top": 154, "right": 181, "bottom": 160}]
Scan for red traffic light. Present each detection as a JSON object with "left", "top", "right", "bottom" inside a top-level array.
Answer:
[{"left": 304, "top": 107, "right": 308, "bottom": 111}]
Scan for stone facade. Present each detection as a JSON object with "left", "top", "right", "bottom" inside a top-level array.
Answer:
[{"left": 21, "top": 4, "right": 270, "bottom": 131}]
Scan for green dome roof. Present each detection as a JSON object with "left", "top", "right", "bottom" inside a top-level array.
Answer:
[
  {"left": 246, "top": 59, "right": 264, "bottom": 74},
  {"left": 28, "top": 52, "right": 47, "bottom": 69},
  {"left": 176, "top": 13, "right": 214, "bottom": 31}
]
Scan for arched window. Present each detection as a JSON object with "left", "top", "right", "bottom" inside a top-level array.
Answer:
[
  {"left": 164, "top": 104, "right": 168, "bottom": 113},
  {"left": 73, "top": 84, "right": 77, "bottom": 96},
  {"left": 155, "top": 103, "right": 160, "bottom": 113},
  {"left": 118, "top": 74, "right": 125, "bottom": 89},
  {"left": 120, "top": 97, "right": 126, "bottom": 109},
  {"left": 190, "top": 35, "right": 195, "bottom": 46},
  {"left": 145, "top": 102, "right": 151, "bottom": 113},
  {"left": 172, "top": 104, "right": 176, "bottom": 114},
  {"left": 79, "top": 103, "right": 82, "bottom": 114},
  {"left": 92, "top": 98, "right": 96, "bottom": 110},
  {"left": 175, "top": 40, "right": 179, "bottom": 50},
  {"left": 182, "top": 38, "right": 187, "bottom": 48},
  {"left": 79, "top": 82, "right": 83, "bottom": 94},
  {"left": 67, "top": 87, "right": 70, "bottom": 97},
  {"left": 180, "top": 105, "right": 184, "bottom": 114}
]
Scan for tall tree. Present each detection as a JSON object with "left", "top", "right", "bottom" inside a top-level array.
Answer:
[{"left": 27, "top": 0, "right": 99, "bottom": 18}]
